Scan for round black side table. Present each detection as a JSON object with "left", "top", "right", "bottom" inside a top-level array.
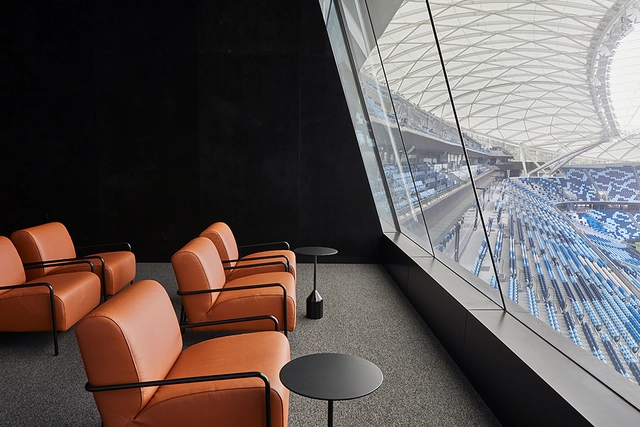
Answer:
[
  {"left": 280, "top": 353, "right": 383, "bottom": 427},
  {"left": 293, "top": 246, "right": 337, "bottom": 319}
]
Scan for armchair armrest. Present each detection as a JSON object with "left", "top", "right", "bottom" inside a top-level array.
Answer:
[
  {"left": 78, "top": 254, "right": 105, "bottom": 271},
  {"left": 0, "top": 281, "right": 58, "bottom": 355},
  {"left": 86, "top": 371, "right": 274, "bottom": 427},
  {"left": 221, "top": 255, "right": 290, "bottom": 273},
  {"left": 238, "top": 240, "right": 290, "bottom": 252},
  {"left": 180, "top": 314, "right": 280, "bottom": 332},
  {"left": 76, "top": 241, "right": 132, "bottom": 257},
  {"left": 178, "top": 282, "right": 288, "bottom": 336},
  {"left": 23, "top": 258, "right": 95, "bottom": 273}
]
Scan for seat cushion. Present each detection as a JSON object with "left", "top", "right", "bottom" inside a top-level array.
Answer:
[
  {"left": 41, "top": 251, "right": 136, "bottom": 295},
  {"left": 134, "top": 331, "right": 290, "bottom": 427},
  {"left": 0, "top": 271, "right": 100, "bottom": 332},
  {"left": 41, "top": 251, "right": 136, "bottom": 296},
  {"left": 202, "top": 271, "right": 297, "bottom": 332}
]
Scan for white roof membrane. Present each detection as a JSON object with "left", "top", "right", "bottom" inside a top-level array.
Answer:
[{"left": 361, "top": 0, "right": 640, "bottom": 164}]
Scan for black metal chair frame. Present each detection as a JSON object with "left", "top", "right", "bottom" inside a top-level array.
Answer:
[
  {"left": 179, "top": 313, "right": 280, "bottom": 333},
  {"left": 238, "top": 240, "right": 290, "bottom": 251},
  {"left": 221, "top": 256, "right": 291, "bottom": 274},
  {"left": 77, "top": 243, "right": 134, "bottom": 298},
  {"left": 234, "top": 240, "right": 291, "bottom": 260},
  {"left": 86, "top": 371, "right": 274, "bottom": 427},
  {"left": 75, "top": 241, "right": 132, "bottom": 257},
  {"left": 23, "top": 242, "right": 132, "bottom": 300},
  {"left": 3, "top": 259, "right": 94, "bottom": 356},
  {"left": 177, "top": 282, "right": 289, "bottom": 336}
]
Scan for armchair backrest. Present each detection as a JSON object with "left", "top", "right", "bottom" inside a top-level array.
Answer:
[
  {"left": 0, "top": 236, "right": 27, "bottom": 293},
  {"left": 199, "top": 222, "right": 239, "bottom": 270},
  {"left": 10, "top": 222, "right": 77, "bottom": 281},
  {"left": 75, "top": 280, "right": 183, "bottom": 427},
  {"left": 171, "top": 237, "right": 228, "bottom": 323}
]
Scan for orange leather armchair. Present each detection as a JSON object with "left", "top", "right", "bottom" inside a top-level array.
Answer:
[
  {"left": 10, "top": 222, "right": 136, "bottom": 298},
  {"left": 0, "top": 236, "right": 101, "bottom": 355},
  {"left": 200, "top": 222, "right": 296, "bottom": 281},
  {"left": 75, "top": 279, "right": 290, "bottom": 427},
  {"left": 172, "top": 236, "right": 296, "bottom": 334}
]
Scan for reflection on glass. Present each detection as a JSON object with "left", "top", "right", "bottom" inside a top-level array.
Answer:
[
  {"left": 336, "top": 0, "right": 431, "bottom": 244},
  {"left": 357, "top": 57, "right": 431, "bottom": 247},
  {"left": 320, "top": 0, "right": 640, "bottom": 391},
  {"left": 319, "top": 0, "right": 395, "bottom": 229},
  {"left": 354, "top": 0, "right": 501, "bottom": 290}
]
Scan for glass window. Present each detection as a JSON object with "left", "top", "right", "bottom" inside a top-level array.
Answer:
[
  {"left": 320, "top": 0, "right": 396, "bottom": 231},
  {"left": 326, "top": 0, "right": 501, "bottom": 293},
  {"left": 319, "top": 0, "right": 640, "bottom": 396}
]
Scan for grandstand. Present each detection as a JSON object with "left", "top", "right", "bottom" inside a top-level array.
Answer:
[
  {"left": 363, "top": 75, "right": 640, "bottom": 385},
  {"left": 357, "top": 42, "right": 640, "bottom": 387},
  {"left": 459, "top": 167, "right": 640, "bottom": 386},
  {"left": 370, "top": 117, "right": 640, "bottom": 386}
]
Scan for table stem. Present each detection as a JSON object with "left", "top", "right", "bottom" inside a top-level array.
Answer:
[{"left": 328, "top": 399, "right": 334, "bottom": 427}]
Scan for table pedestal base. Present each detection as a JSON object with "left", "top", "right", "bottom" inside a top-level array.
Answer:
[{"left": 306, "top": 290, "right": 323, "bottom": 319}]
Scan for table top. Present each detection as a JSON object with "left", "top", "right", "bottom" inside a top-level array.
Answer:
[
  {"left": 294, "top": 246, "right": 338, "bottom": 257},
  {"left": 279, "top": 353, "right": 383, "bottom": 401}
]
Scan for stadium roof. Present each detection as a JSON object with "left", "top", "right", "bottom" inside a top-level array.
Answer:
[{"left": 359, "top": 0, "right": 640, "bottom": 167}]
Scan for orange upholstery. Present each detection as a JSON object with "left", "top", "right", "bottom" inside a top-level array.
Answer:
[
  {"left": 200, "top": 222, "right": 296, "bottom": 281},
  {"left": 75, "top": 279, "right": 290, "bottom": 427},
  {"left": 0, "top": 236, "right": 101, "bottom": 355},
  {"left": 172, "top": 237, "right": 296, "bottom": 333},
  {"left": 11, "top": 222, "right": 136, "bottom": 297}
]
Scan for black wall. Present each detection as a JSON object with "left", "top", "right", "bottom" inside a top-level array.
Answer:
[{"left": 1, "top": 0, "right": 382, "bottom": 262}]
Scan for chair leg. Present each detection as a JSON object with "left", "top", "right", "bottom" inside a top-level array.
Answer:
[
  {"left": 179, "top": 304, "right": 187, "bottom": 335},
  {"left": 52, "top": 330, "right": 59, "bottom": 356},
  {"left": 47, "top": 286, "right": 59, "bottom": 356},
  {"left": 283, "top": 296, "right": 288, "bottom": 337}
]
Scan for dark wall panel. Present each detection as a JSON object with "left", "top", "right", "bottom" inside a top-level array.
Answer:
[
  {"left": 1, "top": 1, "right": 98, "bottom": 239},
  {"left": 92, "top": 1, "right": 200, "bottom": 258},
  {"left": 298, "top": 0, "right": 382, "bottom": 261},
  {"left": 197, "top": 1, "right": 300, "bottom": 247},
  {"left": 1, "top": 0, "right": 382, "bottom": 262}
]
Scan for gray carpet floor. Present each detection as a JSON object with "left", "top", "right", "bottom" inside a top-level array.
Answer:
[{"left": 1, "top": 263, "right": 502, "bottom": 426}]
